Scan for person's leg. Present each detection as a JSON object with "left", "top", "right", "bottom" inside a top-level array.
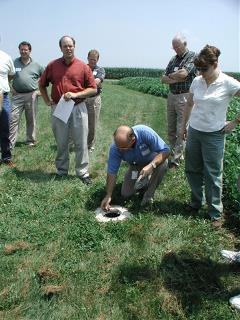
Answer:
[
  {"left": 202, "top": 131, "right": 225, "bottom": 220},
  {"left": 86, "top": 97, "right": 95, "bottom": 149},
  {"left": 142, "top": 160, "right": 168, "bottom": 202},
  {"left": 24, "top": 91, "right": 38, "bottom": 144},
  {"left": 167, "top": 93, "right": 177, "bottom": 153},
  {"left": 121, "top": 164, "right": 142, "bottom": 198},
  {"left": 171, "top": 93, "right": 188, "bottom": 165},
  {"left": 185, "top": 127, "right": 205, "bottom": 209},
  {"left": 9, "top": 93, "right": 24, "bottom": 148},
  {"left": 51, "top": 107, "right": 69, "bottom": 176},
  {"left": 0, "top": 94, "right": 12, "bottom": 161},
  {"left": 72, "top": 102, "right": 89, "bottom": 178},
  {"left": 93, "top": 94, "right": 101, "bottom": 145}
]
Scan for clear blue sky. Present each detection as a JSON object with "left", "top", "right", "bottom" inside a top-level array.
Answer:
[{"left": 1, "top": 0, "right": 239, "bottom": 72}]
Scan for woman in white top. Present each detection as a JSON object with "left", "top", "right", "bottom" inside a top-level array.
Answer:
[{"left": 180, "top": 45, "right": 240, "bottom": 227}]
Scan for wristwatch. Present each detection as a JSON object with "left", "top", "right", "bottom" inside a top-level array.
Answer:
[{"left": 151, "top": 161, "right": 157, "bottom": 169}]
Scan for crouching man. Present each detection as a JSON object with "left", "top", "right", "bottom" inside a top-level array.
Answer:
[{"left": 101, "top": 124, "right": 170, "bottom": 210}]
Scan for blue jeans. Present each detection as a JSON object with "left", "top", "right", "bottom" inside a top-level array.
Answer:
[
  {"left": 185, "top": 126, "right": 225, "bottom": 220},
  {"left": 0, "top": 93, "right": 12, "bottom": 161}
]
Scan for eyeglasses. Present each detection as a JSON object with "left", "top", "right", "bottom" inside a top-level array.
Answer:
[
  {"left": 172, "top": 45, "right": 182, "bottom": 50},
  {"left": 117, "top": 140, "right": 134, "bottom": 150},
  {"left": 196, "top": 66, "right": 209, "bottom": 72}
]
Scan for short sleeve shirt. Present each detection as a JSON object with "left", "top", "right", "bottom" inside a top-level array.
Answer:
[
  {"left": 39, "top": 57, "right": 96, "bottom": 104},
  {"left": 107, "top": 125, "right": 169, "bottom": 174},
  {"left": 0, "top": 50, "right": 15, "bottom": 92},
  {"left": 165, "top": 50, "right": 196, "bottom": 92},
  {"left": 189, "top": 72, "right": 240, "bottom": 132}
]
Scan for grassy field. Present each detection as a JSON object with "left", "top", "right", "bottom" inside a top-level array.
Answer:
[{"left": 0, "top": 83, "right": 240, "bottom": 319}]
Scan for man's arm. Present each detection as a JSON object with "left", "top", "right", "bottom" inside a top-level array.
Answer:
[
  {"left": 39, "top": 84, "right": 53, "bottom": 106},
  {"left": 167, "top": 68, "right": 188, "bottom": 81},
  {"left": 101, "top": 173, "right": 117, "bottom": 210},
  {"left": 140, "top": 151, "right": 170, "bottom": 178},
  {"left": 64, "top": 87, "right": 97, "bottom": 101},
  {"left": 161, "top": 74, "right": 177, "bottom": 84}
]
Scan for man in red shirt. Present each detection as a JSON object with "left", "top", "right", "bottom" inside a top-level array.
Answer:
[{"left": 39, "top": 36, "right": 97, "bottom": 184}]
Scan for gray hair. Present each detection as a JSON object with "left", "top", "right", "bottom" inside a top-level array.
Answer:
[{"left": 172, "top": 33, "right": 187, "bottom": 44}]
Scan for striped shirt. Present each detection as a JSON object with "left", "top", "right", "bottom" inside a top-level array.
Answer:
[{"left": 165, "top": 50, "right": 197, "bottom": 93}]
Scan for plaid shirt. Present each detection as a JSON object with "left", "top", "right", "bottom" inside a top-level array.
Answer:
[
  {"left": 90, "top": 64, "right": 105, "bottom": 95},
  {"left": 165, "top": 50, "right": 197, "bottom": 93}
]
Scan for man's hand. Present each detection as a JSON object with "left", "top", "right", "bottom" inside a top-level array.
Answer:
[
  {"left": 101, "top": 195, "right": 112, "bottom": 211},
  {"left": 140, "top": 163, "right": 153, "bottom": 178},
  {"left": 64, "top": 92, "right": 77, "bottom": 101},
  {"left": 179, "top": 126, "right": 188, "bottom": 140}
]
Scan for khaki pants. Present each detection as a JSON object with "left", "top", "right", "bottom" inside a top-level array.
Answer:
[
  {"left": 121, "top": 160, "right": 168, "bottom": 199},
  {"left": 167, "top": 92, "right": 189, "bottom": 165},
  {"left": 85, "top": 95, "right": 101, "bottom": 149},
  {"left": 51, "top": 102, "right": 89, "bottom": 177},
  {"left": 10, "top": 91, "right": 38, "bottom": 147}
]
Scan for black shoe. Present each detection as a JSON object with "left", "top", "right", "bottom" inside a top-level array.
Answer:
[
  {"left": 80, "top": 176, "right": 92, "bottom": 185},
  {"left": 185, "top": 204, "right": 200, "bottom": 213}
]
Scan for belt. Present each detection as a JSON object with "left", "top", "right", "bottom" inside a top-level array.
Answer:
[{"left": 170, "top": 89, "right": 189, "bottom": 94}]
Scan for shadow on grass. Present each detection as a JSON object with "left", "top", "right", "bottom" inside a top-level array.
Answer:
[
  {"left": 111, "top": 250, "right": 240, "bottom": 318},
  {"left": 222, "top": 211, "right": 240, "bottom": 239},
  {"left": 12, "top": 168, "right": 78, "bottom": 182}
]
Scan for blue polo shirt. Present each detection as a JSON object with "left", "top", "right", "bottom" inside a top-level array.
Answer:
[{"left": 107, "top": 125, "right": 169, "bottom": 174}]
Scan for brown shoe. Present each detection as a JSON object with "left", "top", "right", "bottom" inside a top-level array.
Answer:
[
  {"left": 3, "top": 160, "right": 15, "bottom": 168},
  {"left": 211, "top": 219, "right": 222, "bottom": 228}
]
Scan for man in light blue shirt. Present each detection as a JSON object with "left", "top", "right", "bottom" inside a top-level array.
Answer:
[{"left": 101, "top": 125, "right": 170, "bottom": 209}]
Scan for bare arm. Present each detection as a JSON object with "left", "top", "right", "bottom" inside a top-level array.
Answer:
[
  {"left": 161, "top": 75, "right": 177, "bottom": 84},
  {"left": 39, "top": 85, "right": 53, "bottom": 106},
  {"left": 95, "top": 78, "right": 102, "bottom": 86},
  {"left": 222, "top": 89, "right": 240, "bottom": 132},
  {"left": 140, "top": 151, "right": 170, "bottom": 178},
  {"left": 64, "top": 87, "right": 97, "bottom": 101},
  {"left": 100, "top": 173, "right": 117, "bottom": 210},
  {"left": 179, "top": 93, "right": 194, "bottom": 140},
  {"left": 161, "top": 68, "right": 188, "bottom": 84}
]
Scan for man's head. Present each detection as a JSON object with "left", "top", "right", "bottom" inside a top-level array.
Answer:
[
  {"left": 87, "top": 49, "right": 99, "bottom": 69},
  {"left": 172, "top": 34, "right": 187, "bottom": 56},
  {"left": 114, "top": 126, "right": 136, "bottom": 150},
  {"left": 59, "top": 36, "right": 75, "bottom": 62},
  {"left": 18, "top": 41, "right": 31, "bottom": 60}
]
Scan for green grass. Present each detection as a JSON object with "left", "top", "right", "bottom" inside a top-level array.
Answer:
[{"left": 0, "top": 83, "right": 240, "bottom": 319}]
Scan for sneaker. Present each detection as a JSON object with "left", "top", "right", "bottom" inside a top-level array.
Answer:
[
  {"left": 229, "top": 294, "right": 240, "bottom": 310},
  {"left": 88, "top": 146, "right": 95, "bottom": 153},
  {"left": 80, "top": 176, "right": 92, "bottom": 185},
  {"left": 25, "top": 142, "right": 36, "bottom": 147},
  {"left": 3, "top": 159, "right": 15, "bottom": 168},
  {"left": 221, "top": 250, "right": 240, "bottom": 263},
  {"left": 185, "top": 204, "right": 200, "bottom": 213},
  {"left": 168, "top": 161, "right": 179, "bottom": 170}
]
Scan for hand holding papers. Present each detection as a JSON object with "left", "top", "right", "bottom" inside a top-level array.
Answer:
[{"left": 53, "top": 96, "right": 75, "bottom": 124}]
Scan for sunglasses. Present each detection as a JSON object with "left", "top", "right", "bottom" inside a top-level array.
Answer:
[{"left": 196, "top": 66, "right": 209, "bottom": 72}]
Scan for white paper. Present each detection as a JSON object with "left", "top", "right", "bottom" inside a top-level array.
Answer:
[{"left": 53, "top": 96, "right": 75, "bottom": 124}]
